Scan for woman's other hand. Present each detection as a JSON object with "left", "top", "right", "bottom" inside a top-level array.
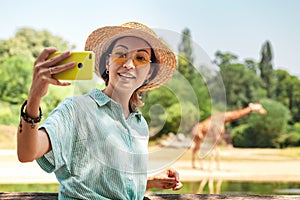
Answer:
[{"left": 147, "top": 168, "right": 183, "bottom": 191}]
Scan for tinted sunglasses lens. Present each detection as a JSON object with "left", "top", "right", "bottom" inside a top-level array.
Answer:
[
  {"left": 111, "top": 52, "right": 126, "bottom": 64},
  {"left": 133, "top": 52, "right": 151, "bottom": 67},
  {"left": 111, "top": 51, "right": 151, "bottom": 67}
]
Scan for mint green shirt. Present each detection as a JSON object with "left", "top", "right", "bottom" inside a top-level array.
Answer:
[{"left": 36, "top": 89, "right": 149, "bottom": 200}]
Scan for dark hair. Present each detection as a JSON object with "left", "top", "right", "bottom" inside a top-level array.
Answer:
[{"left": 99, "top": 39, "right": 118, "bottom": 86}]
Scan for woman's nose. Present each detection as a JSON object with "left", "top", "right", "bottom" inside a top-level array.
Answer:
[{"left": 123, "top": 58, "right": 136, "bottom": 70}]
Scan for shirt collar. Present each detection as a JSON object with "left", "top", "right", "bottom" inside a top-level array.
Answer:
[
  {"left": 87, "top": 88, "right": 142, "bottom": 121},
  {"left": 87, "top": 88, "right": 111, "bottom": 107}
]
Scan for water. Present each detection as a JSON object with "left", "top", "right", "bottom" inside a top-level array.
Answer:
[
  {"left": 222, "top": 181, "right": 300, "bottom": 195},
  {"left": 149, "top": 181, "right": 300, "bottom": 195}
]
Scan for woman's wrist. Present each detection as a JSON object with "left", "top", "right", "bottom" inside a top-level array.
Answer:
[
  {"left": 146, "top": 180, "right": 152, "bottom": 190},
  {"left": 20, "top": 100, "right": 42, "bottom": 130},
  {"left": 26, "top": 95, "right": 42, "bottom": 118}
]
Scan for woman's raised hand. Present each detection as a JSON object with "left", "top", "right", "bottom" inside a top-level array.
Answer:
[{"left": 29, "top": 47, "right": 75, "bottom": 100}]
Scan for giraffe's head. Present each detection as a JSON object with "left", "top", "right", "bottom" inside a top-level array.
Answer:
[{"left": 249, "top": 103, "right": 267, "bottom": 115}]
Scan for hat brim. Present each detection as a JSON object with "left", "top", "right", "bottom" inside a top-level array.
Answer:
[{"left": 85, "top": 25, "right": 176, "bottom": 91}]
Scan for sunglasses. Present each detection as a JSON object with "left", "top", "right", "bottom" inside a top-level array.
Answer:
[{"left": 110, "top": 48, "right": 152, "bottom": 67}]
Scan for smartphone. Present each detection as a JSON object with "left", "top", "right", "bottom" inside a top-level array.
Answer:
[{"left": 47, "top": 51, "right": 95, "bottom": 80}]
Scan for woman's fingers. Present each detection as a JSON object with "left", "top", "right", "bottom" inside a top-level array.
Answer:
[
  {"left": 48, "top": 61, "right": 75, "bottom": 76},
  {"left": 34, "top": 47, "right": 58, "bottom": 66},
  {"left": 165, "top": 168, "right": 183, "bottom": 190},
  {"left": 29, "top": 48, "right": 75, "bottom": 99},
  {"left": 167, "top": 168, "right": 180, "bottom": 182},
  {"left": 34, "top": 49, "right": 75, "bottom": 82},
  {"left": 41, "top": 51, "right": 72, "bottom": 68},
  {"left": 173, "top": 181, "right": 183, "bottom": 191},
  {"left": 42, "top": 75, "right": 71, "bottom": 86}
]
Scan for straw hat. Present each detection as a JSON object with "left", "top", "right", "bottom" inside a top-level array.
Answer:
[{"left": 85, "top": 22, "right": 176, "bottom": 91}]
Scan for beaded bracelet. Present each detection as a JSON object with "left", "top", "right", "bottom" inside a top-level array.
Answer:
[{"left": 20, "top": 100, "right": 42, "bottom": 129}]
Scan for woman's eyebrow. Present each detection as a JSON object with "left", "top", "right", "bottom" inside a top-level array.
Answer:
[
  {"left": 115, "top": 45, "right": 150, "bottom": 55},
  {"left": 115, "top": 44, "right": 128, "bottom": 50},
  {"left": 137, "top": 49, "right": 150, "bottom": 54}
]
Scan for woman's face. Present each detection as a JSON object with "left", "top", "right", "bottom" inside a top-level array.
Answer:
[{"left": 106, "top": 37, "right": 153, "bottom": 93}]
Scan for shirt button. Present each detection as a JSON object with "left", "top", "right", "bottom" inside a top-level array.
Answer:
[{"left": 128, "top": 176, "right": 133, "bottom": 180}]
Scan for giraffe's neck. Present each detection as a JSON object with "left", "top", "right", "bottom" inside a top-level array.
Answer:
[{"left": 224, "top": 106, "right": 252, "bottom": 123}]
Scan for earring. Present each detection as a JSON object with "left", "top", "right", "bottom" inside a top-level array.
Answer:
[
  {"left": 105, "top": 69, "right": 109, "bottom": 75},
  {"left": 144, "top": 78, "right": 149, "bottom": 85}
]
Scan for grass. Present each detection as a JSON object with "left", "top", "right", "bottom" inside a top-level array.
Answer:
[
  {"left": 0, "top": 184, "right": 59, "bottom": 192},
  {"left": 1, "top": 182, "right": 300, "bottom": 194}
]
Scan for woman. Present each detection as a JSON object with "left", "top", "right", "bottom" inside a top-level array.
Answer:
[{"left": 17, "top": 22, "right": 182, "bottom": 199}]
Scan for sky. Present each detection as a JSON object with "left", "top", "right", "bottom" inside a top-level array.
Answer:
[{"left": 1, "top": 0, "right": 300, "bottom": 77}]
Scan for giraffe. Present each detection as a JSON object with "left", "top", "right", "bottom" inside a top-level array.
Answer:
[{"left": 191, "top": 102, "right": 267, "bottom": 169}]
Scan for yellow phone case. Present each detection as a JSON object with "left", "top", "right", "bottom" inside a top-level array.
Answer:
[{"left": 48, "top": 51, "right": 95, "bottom": 80}]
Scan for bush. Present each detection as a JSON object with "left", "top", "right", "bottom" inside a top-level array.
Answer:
[
  {"left": 275, "top": 123, "right": 300, "bottom": 148},
  {"left": 232, "top": 99, "right": 291, "bottom": 148},
  {"left": 231, "top": 124, "right": 250, "bottom": 147}
]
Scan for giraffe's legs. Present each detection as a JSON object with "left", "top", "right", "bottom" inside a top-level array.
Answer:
[
  {"left": 192, "top": 135, "right": 201, "bottom": 169},
  {"left": 192, "top": 145, "right": 199, "bottom": 169},
  {"left": 208, "top": 178, "right": 214, "bottom": 194},
  {"left": 197, "top": 178, "right": 208, "bottom": 194},
  {"left": 215, "top": 179, "right": 223, "bottom": 194},
  {"left": 215, "top": 146, "right": 221, "bottom": 170}
]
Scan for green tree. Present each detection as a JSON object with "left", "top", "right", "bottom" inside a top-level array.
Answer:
[
  {"left": 276, "top": 123, "right": 300, "bottom": 147},
  {"left": 178, "top": 28, "right": 193, "bottom": 63},
  {"left": 0, "top": 27, "right": 75, "bottom": 63},
  {"left": 0, "top": 28, "right": 76, "bottom": 125},
  {"left": 165, "top": 101, "right": 199, "bottom": 134},
  {"left": 0, "top": 56, "right": 33, "bottom": 104},
  {"left": 177, "top": 28, "right": 212, "bottom": 121},
  {"left": 232, "top": 99, "right": 290, "bottom": 148},
  {"left": 142, "top": 70, "right": 200, "bottom": 139},
  {"left": 275, "top": 69, "right": 300, "bottom": 123},
  {"left": 177, "top": 28, "right": 196, "bottom": 80},
  {"left": 214, "top": 51, "right": 238, "bottom": 68},
  {"left": 143, "top": 28, "right": 210, "bottom": 139},
  {"left": 244, "top": 59, "right": 258, "bottom": 74},
  {"left": 220, "top": 63, "right": 266, "bottom": 109},
  {"left": 258, "top": 41, "right": 276, "bottom": 98}
]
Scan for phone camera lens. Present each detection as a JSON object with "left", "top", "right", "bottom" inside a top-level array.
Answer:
[{"left": 78, "top": 63, "right": 83, "bottom": 68}]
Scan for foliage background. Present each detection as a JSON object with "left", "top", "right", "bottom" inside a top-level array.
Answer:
[{"left": 1, "top": 27, "right": 300, "bottom": 148}]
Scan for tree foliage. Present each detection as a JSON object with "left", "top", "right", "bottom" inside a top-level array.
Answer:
[
  {"left": 177, "top": 28, "right": 200, "bottom": 83},
  {"left": 232, "top": 99, "right": 291, "bottom": 148},
  {"left": 142, "top": 70, "right": 200, "bottom": 138},
  {"left": 0, "top": 27, "right": 75, "bottom": 63},
  {"left": 215, "top": 43, "right": 299, "bottom": 147},
  {"left": 0, "top": 56, "right": 33, "bottom": 104},
  {"left": 220, "top": 63, "right": 266, "bottom": 108},
  {"left": 1, "top": 27, "right": 300, "bottom": 147},
  {"left": 276, "top": 123, "right": 300, "bottom": 148},
  {"left": 143, "top": 28, "right": 205, "bottom": 138},
  {"left": 259, "top": 41, "right": 276, "bottom": 98},
  {"left": 0, "top": 28, "right": 76, "bottom": 125},
  {"left": 275, "top": 70, "right": 300, "bottom": 123}
]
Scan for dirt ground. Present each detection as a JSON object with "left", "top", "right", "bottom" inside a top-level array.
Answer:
[
  {"left": 148, "top": 146, "right": 300, "bottom": 183},
  {"left": 1, "top": 145, "right": 300, "bottom": 184}
]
